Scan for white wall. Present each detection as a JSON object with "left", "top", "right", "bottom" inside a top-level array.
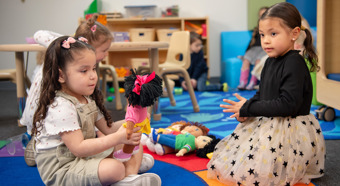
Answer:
[{"left": 0, "top": 0, "right": 248, "bottom": 79}]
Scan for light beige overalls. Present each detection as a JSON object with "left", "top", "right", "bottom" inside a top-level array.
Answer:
[{"left": 35, "top": 91, "right": 113, "bottom": 186}]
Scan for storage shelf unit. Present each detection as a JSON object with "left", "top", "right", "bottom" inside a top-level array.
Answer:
[{"left": 82, "top": 17, "right": 209, "bottom": 79}]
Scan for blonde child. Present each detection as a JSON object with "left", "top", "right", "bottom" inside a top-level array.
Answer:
[
  {"left": 208, "top": 2, "right": 325, "bottom": 185},
  {"left": 31, "top": 36, "right": 161, "bottom": 186},
  {"left": 22, "top": 15, "right": 154, "bottom": 175},
  {"left": 180, "top": 31, "right": 227, "bottom": 92}
]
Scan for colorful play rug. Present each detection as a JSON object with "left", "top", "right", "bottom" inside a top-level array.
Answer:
[
  {"left": 152, "top": 90, "right": 340, "bottom": 140},
  {"left": 0, "top": 90, "right": 338, "bottom": 185}
]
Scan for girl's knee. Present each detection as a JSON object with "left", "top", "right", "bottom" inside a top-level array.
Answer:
[{"left": 98, "top": 159, "right": 125, "bottom": 185}]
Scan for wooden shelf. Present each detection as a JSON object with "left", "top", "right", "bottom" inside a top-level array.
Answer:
[
  {"left": 316, "top": 0, "right": 340, "bottom": 110},
  {"left": 81, "top": 17, "right": 210, "bottom": 79}
]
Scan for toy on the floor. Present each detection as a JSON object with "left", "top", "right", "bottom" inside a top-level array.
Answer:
[
  {"left": 149, "top": 132, "right": 219, "bottom": 157},
  {"left": 180, "top": 121, "right": 209, "bottom": 137},
  {"left": 146, "top": 122, "right": 210, "bottom": 156},
  {"left": 113, "top": 69, "right": 163, "bottom": 162},
  {"left": 107, "top": 96, "right": 115, "bottom": 102},
  {"left": 156, "top": 120, "right": 189, "bottom": 135},
  {"left": 109, "top": 87, "right": 115, "bottom": 93},
  {"left": 119, "top": 87, "right": 125, "bottom": 93},
  {"left": 196, "top": 135, "right": 221, "bottom": 159},
  {"left": 141, "top": 121, "right": 189, "bottom": 146},
  {"left": 174, "top": 87, "right": 183, "bottom": 95}
]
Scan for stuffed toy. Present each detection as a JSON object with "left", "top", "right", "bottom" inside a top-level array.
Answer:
[
  {"left": 148, "top": 133, "right": 219, "bottom": 157},
  {"left": 196, "top": 135, "right": 221, "bottom": 159},
  {"left": 180, "top": 121, "right": 209, "bottom": 137},
  {"left": 141, "top": 120, "right": 189, "bottom": 146},
  {"left": 145, "top": 121, "right": 210, "bottom": 152},
  {"left": 156, "top": 120, "right": 189, "bottom": 135},
  {"left": 113, "top": 69, "right": 163, "bottom": 162}
]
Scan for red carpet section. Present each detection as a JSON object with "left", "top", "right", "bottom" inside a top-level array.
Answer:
[
  {"left": 143, "top": 146, "right": 316, "bottom": 186},
  {"left": 143, "top": 146, "right": 209, "bottom": 172}
]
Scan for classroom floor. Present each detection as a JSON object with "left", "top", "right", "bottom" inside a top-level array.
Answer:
[{"left": 0, "top": 80, "right": 338, "bottom": 185}]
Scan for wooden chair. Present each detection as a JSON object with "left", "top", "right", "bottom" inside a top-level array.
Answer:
[
  {"left": 139, "top": 31, "right": 199, "bottom": 112},
  {"left": 0, "top": 69, "right": 16, "bottom": 83},
  {"left": 0, "top": 69, "right": 31, "bottom": 92}
]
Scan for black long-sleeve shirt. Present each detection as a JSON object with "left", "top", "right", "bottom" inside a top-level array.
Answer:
[
  {"left": 180, "top": 50, "right": 208, "bottom": 82},
  {"left": 240, "top": 50, "right": 313, "bottom": 117}
]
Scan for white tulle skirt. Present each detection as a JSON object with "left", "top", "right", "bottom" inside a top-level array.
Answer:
[{"left": 207, "top": 114, "right": 325, "bottom": 186}]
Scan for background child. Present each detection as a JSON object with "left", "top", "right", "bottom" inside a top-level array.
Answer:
[
  {"left": 237, "top": 6, "right": 269, "bottom": 90},
  {"left": 208, "top": 2, "right": 325, "bottom": 185},
  {"left": 179, "top": 31, "right": 227, "bottom": 92},
  {"left": 31, "top": 36, "right": 161, "bottom": 186},
  {"left": 21, "top": 14, "right": 112, "bottom": 135},
  {"left": 22, "top": 15, "right": 153, "bottom": 175}
]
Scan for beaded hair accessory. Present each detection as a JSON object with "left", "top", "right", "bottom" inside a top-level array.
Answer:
[{"left": 61, "top": 37, "right": 76, "bottom": 49}]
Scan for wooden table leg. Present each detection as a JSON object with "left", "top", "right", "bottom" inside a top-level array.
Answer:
[
  {"left": 15, "top": 52, "right": 26, "bottom": 124},
  {"left": 149, "top": 48, "right": 161, "bottom": 121}
]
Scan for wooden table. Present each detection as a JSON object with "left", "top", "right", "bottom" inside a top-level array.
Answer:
[{"left": 0, "top": 41, "right": 169, "bottom": 121}]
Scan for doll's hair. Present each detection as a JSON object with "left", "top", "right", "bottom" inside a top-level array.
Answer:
[
  {"left": 260, "top": 2, "right": 319, "bottom": 72},
  {"left": 180, "top": 121, "right": 210, "bottom": 135},
  {"left": 75, "top": 14, "right": 113, "bottom": 48},
  {"left": 32, "top": 36, "right": 112, "bottom": 136},
  {"left": 124, "top": 69, "right": 163, "bottom": 107},
  {"left": 196, "top": 134, "right": 221, "bottom": 158},
  {"left": 169, "top": 120, "right": 190, "bottom": 127}
]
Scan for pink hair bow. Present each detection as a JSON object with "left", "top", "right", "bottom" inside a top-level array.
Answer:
[
  {"left": 91, "top": 25, "right": 97, "bottom": 33},
  {"left": 61, "top": 37, "right": 76, "bottom": 49},
  {"left": 132, "top": 71, "right": 156, "bottom": 95},
  {"left": 78, "top": 37, "right": 88, "bottom": 44}
]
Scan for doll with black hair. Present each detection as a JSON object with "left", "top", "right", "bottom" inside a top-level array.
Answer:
[
  {"left": 113, "top": 69, "right": 163, "bottom": 161},
  {"left": 196, "top": 135, "right": 221, "bottom": 159}
]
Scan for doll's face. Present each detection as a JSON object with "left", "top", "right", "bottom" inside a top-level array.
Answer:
[
  {"left": 181, "top": 125, "right": 203, "bottom": 137},
  {"left": 196, "top": 136, "right": 212, "bottom": 149}
]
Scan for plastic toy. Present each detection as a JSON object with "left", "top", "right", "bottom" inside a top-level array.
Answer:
[
  {"left": 109, "top": 87, "right": 114, "bottom": 93},
  {"left": 119, "top": 88, "right": 125, "bottom": 93},
  {"left": 185, "top": 21, "right": 203, "bottom": 35},
  {"left": 107, "top": 96, "right": 114, "bottom": 102},
  {"left": 174, "top": 87, "right": 183, "bottom": 95}
]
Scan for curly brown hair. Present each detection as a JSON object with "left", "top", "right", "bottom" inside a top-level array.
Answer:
[
  {"left": 32, "top": 36, "right": 112, "bottom": 136},
  {"left": 180, "top": 121, "right": 210, "bottom": 136}
]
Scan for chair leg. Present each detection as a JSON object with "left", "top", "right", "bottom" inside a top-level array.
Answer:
[
  {"left": 107, "top": 66, "right": 123, "bottom": 110},
  {"left": 181, "top": 72, "right": 200, "bottom": 112},
  {"left": 100, "top": 69, "right": 107, "bottom": 98},
  {"left": 162, "top": 74, "right": 176, "bottom": 106}
]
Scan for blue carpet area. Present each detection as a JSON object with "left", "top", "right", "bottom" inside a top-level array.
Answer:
[
  {"left": 0, "top": 157, "right": 205, "bottom": 186},
  {"left": 151, "top": 90, "right": 340, "bottom": 140},
  {"left": 0, "top": 157, "right": 44, "bottom": 185}
]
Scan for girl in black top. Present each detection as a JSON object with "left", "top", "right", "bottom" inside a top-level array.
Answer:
[{"left": 208, "top": 2, "right": 325, "bottom": 186}]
